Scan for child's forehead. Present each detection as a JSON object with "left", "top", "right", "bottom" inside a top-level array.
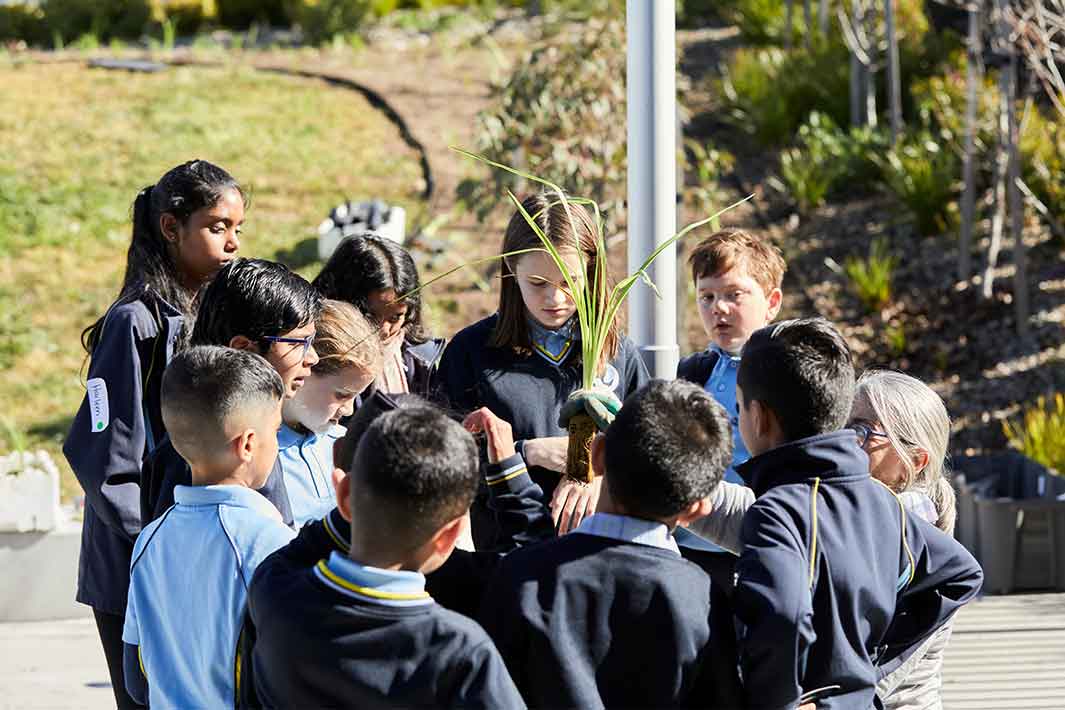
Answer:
[{"left": 696, "top": 264, "right": 760, "bottom": 289}]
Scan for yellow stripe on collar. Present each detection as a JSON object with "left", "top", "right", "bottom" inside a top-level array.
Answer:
[
  {"left": 532, "top": 338, "right": 573, "bottom": 364},
  {"left": 315, "top": 560, "right": 431, "bottom": 601},
  {"left": 873, "top": 478, "right": 917, "bottom": 589}
]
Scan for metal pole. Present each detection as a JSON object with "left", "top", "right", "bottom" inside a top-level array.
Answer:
[{"left": 626, "top": 0, "right": 678, "bottom": 379}]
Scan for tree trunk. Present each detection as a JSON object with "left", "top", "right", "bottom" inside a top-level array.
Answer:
[
  {"left": 820, "top": 0, "right": 830, "bottom": 36},
  {"left": 885, "top": 0, "right": 903, "bottom": 144},
  {"left": 983, "top": 22, "right": 1011, "bottom": 300},
  {"left": 1008, "top": 53, "right": 1029, "bottom": 336},
  {"left": 850, "top": 0, "right": 863, "bottom": 126},
  {"left": 959, "top": 3, "right": 982, "bottom": 283},
  {"left": 864, "top": 1, "right": 878, "bottom": 128},
  {"left": 804, "top": 0, "right": 813, "bottom": 49}
]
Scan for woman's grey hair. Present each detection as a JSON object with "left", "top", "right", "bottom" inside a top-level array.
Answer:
[{"left": 854, "top": 370, "right": 956, "bottom": 533}]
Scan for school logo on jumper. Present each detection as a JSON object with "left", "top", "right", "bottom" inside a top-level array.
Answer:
[
  {"left": 87, "top": 378, "right": 109, "bottom": 433},
  {"left": 594, "top": 364, "right": 621, "bottom": 392}
]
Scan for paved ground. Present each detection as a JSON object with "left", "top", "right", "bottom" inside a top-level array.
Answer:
[
  {"left": 3, "top": 593, "right": 1062, "bottom": 708},
  {"left": 0, "top": 618, "right": 111, "bottom": 710},
  {"left": 942, "top": 592, "right": 1065, "bottom": 709}
]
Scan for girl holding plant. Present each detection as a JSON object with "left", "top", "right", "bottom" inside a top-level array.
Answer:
[
  {"left": 64, "top": 160, "right": 245, "bottom": 709},
  {"left": 434, "top": 194, "right": 649, "bottom": 548}
]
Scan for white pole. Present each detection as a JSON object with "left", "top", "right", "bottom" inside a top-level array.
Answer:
[{"left": 626, "top": 0, "right": 678, "bottom": 379}]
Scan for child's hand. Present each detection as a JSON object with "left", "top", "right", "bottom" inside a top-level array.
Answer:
[
  {"left": 523, "top": 436, "right": 568, "bottom": 472},
  {"left": 552, "top": 476, "right": 602, "bottom": 534},
  {"left": 462, "top": 408, "right": 516, "bottom": 464}
]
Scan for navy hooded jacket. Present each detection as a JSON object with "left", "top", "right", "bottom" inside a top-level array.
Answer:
[
  {"left": 733, "top": 430, "right": 982, "bottom": 710},
  {"left": 63, "top": 291, "right": 183, "bottom": 614}
]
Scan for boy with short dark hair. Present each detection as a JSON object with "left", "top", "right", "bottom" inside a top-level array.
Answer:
[
  {"left": 122, "top": 346, "right": 295, "bottom": 707},
  {"left": 479, "top": 379, "right": 740, "bottom": 708},
  {"left": 141, "top": 258, "right": 322, "bottom": 524},
  {"left": 732, "top": 318, "right": 982, "bottom": 710},
  {"left": 243, "top": 405, "right": 525, "bottom": 708}
]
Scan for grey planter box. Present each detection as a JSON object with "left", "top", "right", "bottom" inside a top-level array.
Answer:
[{"left": 953, "top": 453, "right": 1065, "bottom": 594}]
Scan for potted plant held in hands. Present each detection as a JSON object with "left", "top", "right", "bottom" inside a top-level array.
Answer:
[{"left": 451, "top": 147, "right": 751, "bottom": 482}]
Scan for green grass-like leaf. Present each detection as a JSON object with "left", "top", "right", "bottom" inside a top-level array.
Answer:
[
  {"left": 1004, "top": 394, "right": 1065, "bottom": 476},
  {"left": 452, "top": 145, "right": 753, "bottom": 389}
]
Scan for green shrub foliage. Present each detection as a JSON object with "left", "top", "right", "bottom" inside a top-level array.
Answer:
[
  {"left": 457, "top": 19, "right": 627, "bottom": 230},
  {"left": 41, "top": 0, "right": 152, "bottom": 43}
]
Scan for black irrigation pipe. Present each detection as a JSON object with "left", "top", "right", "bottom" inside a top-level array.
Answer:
[{"left": 94, "top": 55, "right": 438, "bottom": 204}]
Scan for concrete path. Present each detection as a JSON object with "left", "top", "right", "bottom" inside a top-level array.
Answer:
[{"left": 0, "top": 618, "right": 111, "bottom": 710}]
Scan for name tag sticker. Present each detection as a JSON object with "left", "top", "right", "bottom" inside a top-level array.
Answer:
[{"left": 87, "top": 378, "right": 109, "bottom": 433}]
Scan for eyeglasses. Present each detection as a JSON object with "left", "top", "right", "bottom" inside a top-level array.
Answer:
[
  {"left": 263, "top": 334, "right": 314, "bottom": 360},
  {"left": 850, "top": 422, "right": 890, "bottom": 448}
]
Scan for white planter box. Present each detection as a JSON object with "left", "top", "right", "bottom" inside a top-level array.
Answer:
[{"left": 0, "top": 450, "right": 65, "bottom": 533}]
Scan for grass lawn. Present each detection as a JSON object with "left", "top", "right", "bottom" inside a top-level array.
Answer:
[{"left": 0, "top": 58, "right": 427, "bottom": 500}]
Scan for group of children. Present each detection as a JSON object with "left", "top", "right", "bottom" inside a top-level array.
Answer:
[{"left": 66, "top": 160, "right": 983, "bottom": 709}]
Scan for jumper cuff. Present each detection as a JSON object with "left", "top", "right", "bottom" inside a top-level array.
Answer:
[{"left": 485, "top": 453, "right": 530, "bottom": 491}]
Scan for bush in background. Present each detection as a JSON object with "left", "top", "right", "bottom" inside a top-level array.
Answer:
[
  {"left": 152, "top": 0, "right": 217, "bottom": 35},
  {"left": 723, "top": 39, "right": 852, "bottom": 146},
  {"left": 457, "top": 19, "right": 627, "bottom": 229},
  {"left": 843, "top": 237, "right": 897, "bottom": 314},
  {"left": 1004, "top": 394, "right": 1065, "bottom": 475},
  {"left": 877, "top": 134, "right": 958, "bottom": 237},
  {"left": 778, "top": 112, "right": 885, "bottom": 213},
  {"left": 0, "top": 4, "right": 48, "bottom": 44},
  {"left": 215, "top": 0, "right": 287, "bottom": 28},
  {"left": 40, "top": 0, "right": 152, "bottom": 43}
]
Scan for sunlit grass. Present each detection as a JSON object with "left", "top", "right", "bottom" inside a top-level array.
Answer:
[{"left": 0, "top": 60, "right": 426, "bottom": 499}]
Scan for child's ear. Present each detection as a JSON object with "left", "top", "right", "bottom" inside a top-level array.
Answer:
[
  {"left": 234, "top": 428, "right": 256, "bottom": 465},
  {"left": 159, "top": 213, "right": 180, "bottom": 244},
  {"left": 228, "top": 335, "right": 256, "bottom": 352},
  {"left": 590, "top": 434, "right": 607, "bottom": 478},
  {"left": 429, "top": 514, "right": 465, "bottom": 558},
  {"left": 335, "top": 473, "right": 353, "bottom": 522},
  {"left": 766, "top": 287, "right": 783, "bottom": 321},
  {"left": 676, "top": 497, "right": 714, "bottom": 527}
]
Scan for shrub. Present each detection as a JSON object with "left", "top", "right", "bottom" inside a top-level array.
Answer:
[
  {"left": 152, "top": 0, "right": 216, "bottom": 35},
  {"left": 713, "top": 0, "right": 791, "bottom": 44},
  {"left": 683, "top": 139, "right": 735, "bottom": 225},
  {"left": 778, "top": 112, "right": 885, "bottom": 213},
  {"left": 457, "top": 19, "right": 627, "bottom": 230},
  {"left": 0, "top": 4, "right": 48, "bottom": 45},
  {"left": 1004, "top": 393, "right": 1065, "bottom": 475},
  {"left": 723, "top": 38, "right": 852, "bottom": 146},
  {"left": 285, "top": 0, "right": 374, "bottom": 43},
  {"left": 843, "top": 237, "right": 897, "bottom": 314},
  {"left": 41, "top": 0, "right": 152, "bottom": 43},
  {"left": 877, "top": 135, "right": 959, "bottom": 237},
  {"left": 215, "top": 0, "right": 286, "bottom": 28},
  {"left": 1020, "top": 106, "right": 1065, "bottom": 230}
]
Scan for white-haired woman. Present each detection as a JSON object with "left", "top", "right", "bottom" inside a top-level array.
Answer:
[{"left": 688, "top": 369, "right": 959, "bottom": 710}]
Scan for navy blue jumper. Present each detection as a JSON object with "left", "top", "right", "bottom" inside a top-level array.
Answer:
[
  {"left": 238, "top": 454, "right": 545, "bottom": 709},
  {"left": 432, "top": 313, "right": 649, "bottom": 547},
  {"left": 733, "top": 430, "right": 983, "bottom": 710},
  {"left": 63, "top": 290, "right": 182, "bottom": 615}
]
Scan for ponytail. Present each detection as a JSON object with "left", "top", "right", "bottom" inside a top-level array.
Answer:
[
  {"left": 928, "top": 473, "right": 957, "bottom": 535},
  {"left": 82, "top": 161, "right": 244, "bottom": 354}
]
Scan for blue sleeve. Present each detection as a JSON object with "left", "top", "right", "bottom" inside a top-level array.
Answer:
[
  {"left": 876, "top": 514, "right": 983, "bottom": 677},
  {"left": 123, "top": 642, "right": 148, "bottom": 706},
  {"left": 63, "top": 305, "right": 155, "bottom": 541},
  {"left": 452, "top": 641, "right": 527, "bottom": 709},
  {"left": 733, "top": 502, "right": 815, "bottom": 710}
]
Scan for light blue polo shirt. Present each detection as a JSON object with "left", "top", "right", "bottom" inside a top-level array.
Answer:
[
  {"left": 278, "top": 423, "right": 345, "bottom": 528},
  {"left": 122, "top": 485, "right": 295, "bottom": 709},
  {"left": 704, "top": 345, "right": 749, "bottom": 485}
]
